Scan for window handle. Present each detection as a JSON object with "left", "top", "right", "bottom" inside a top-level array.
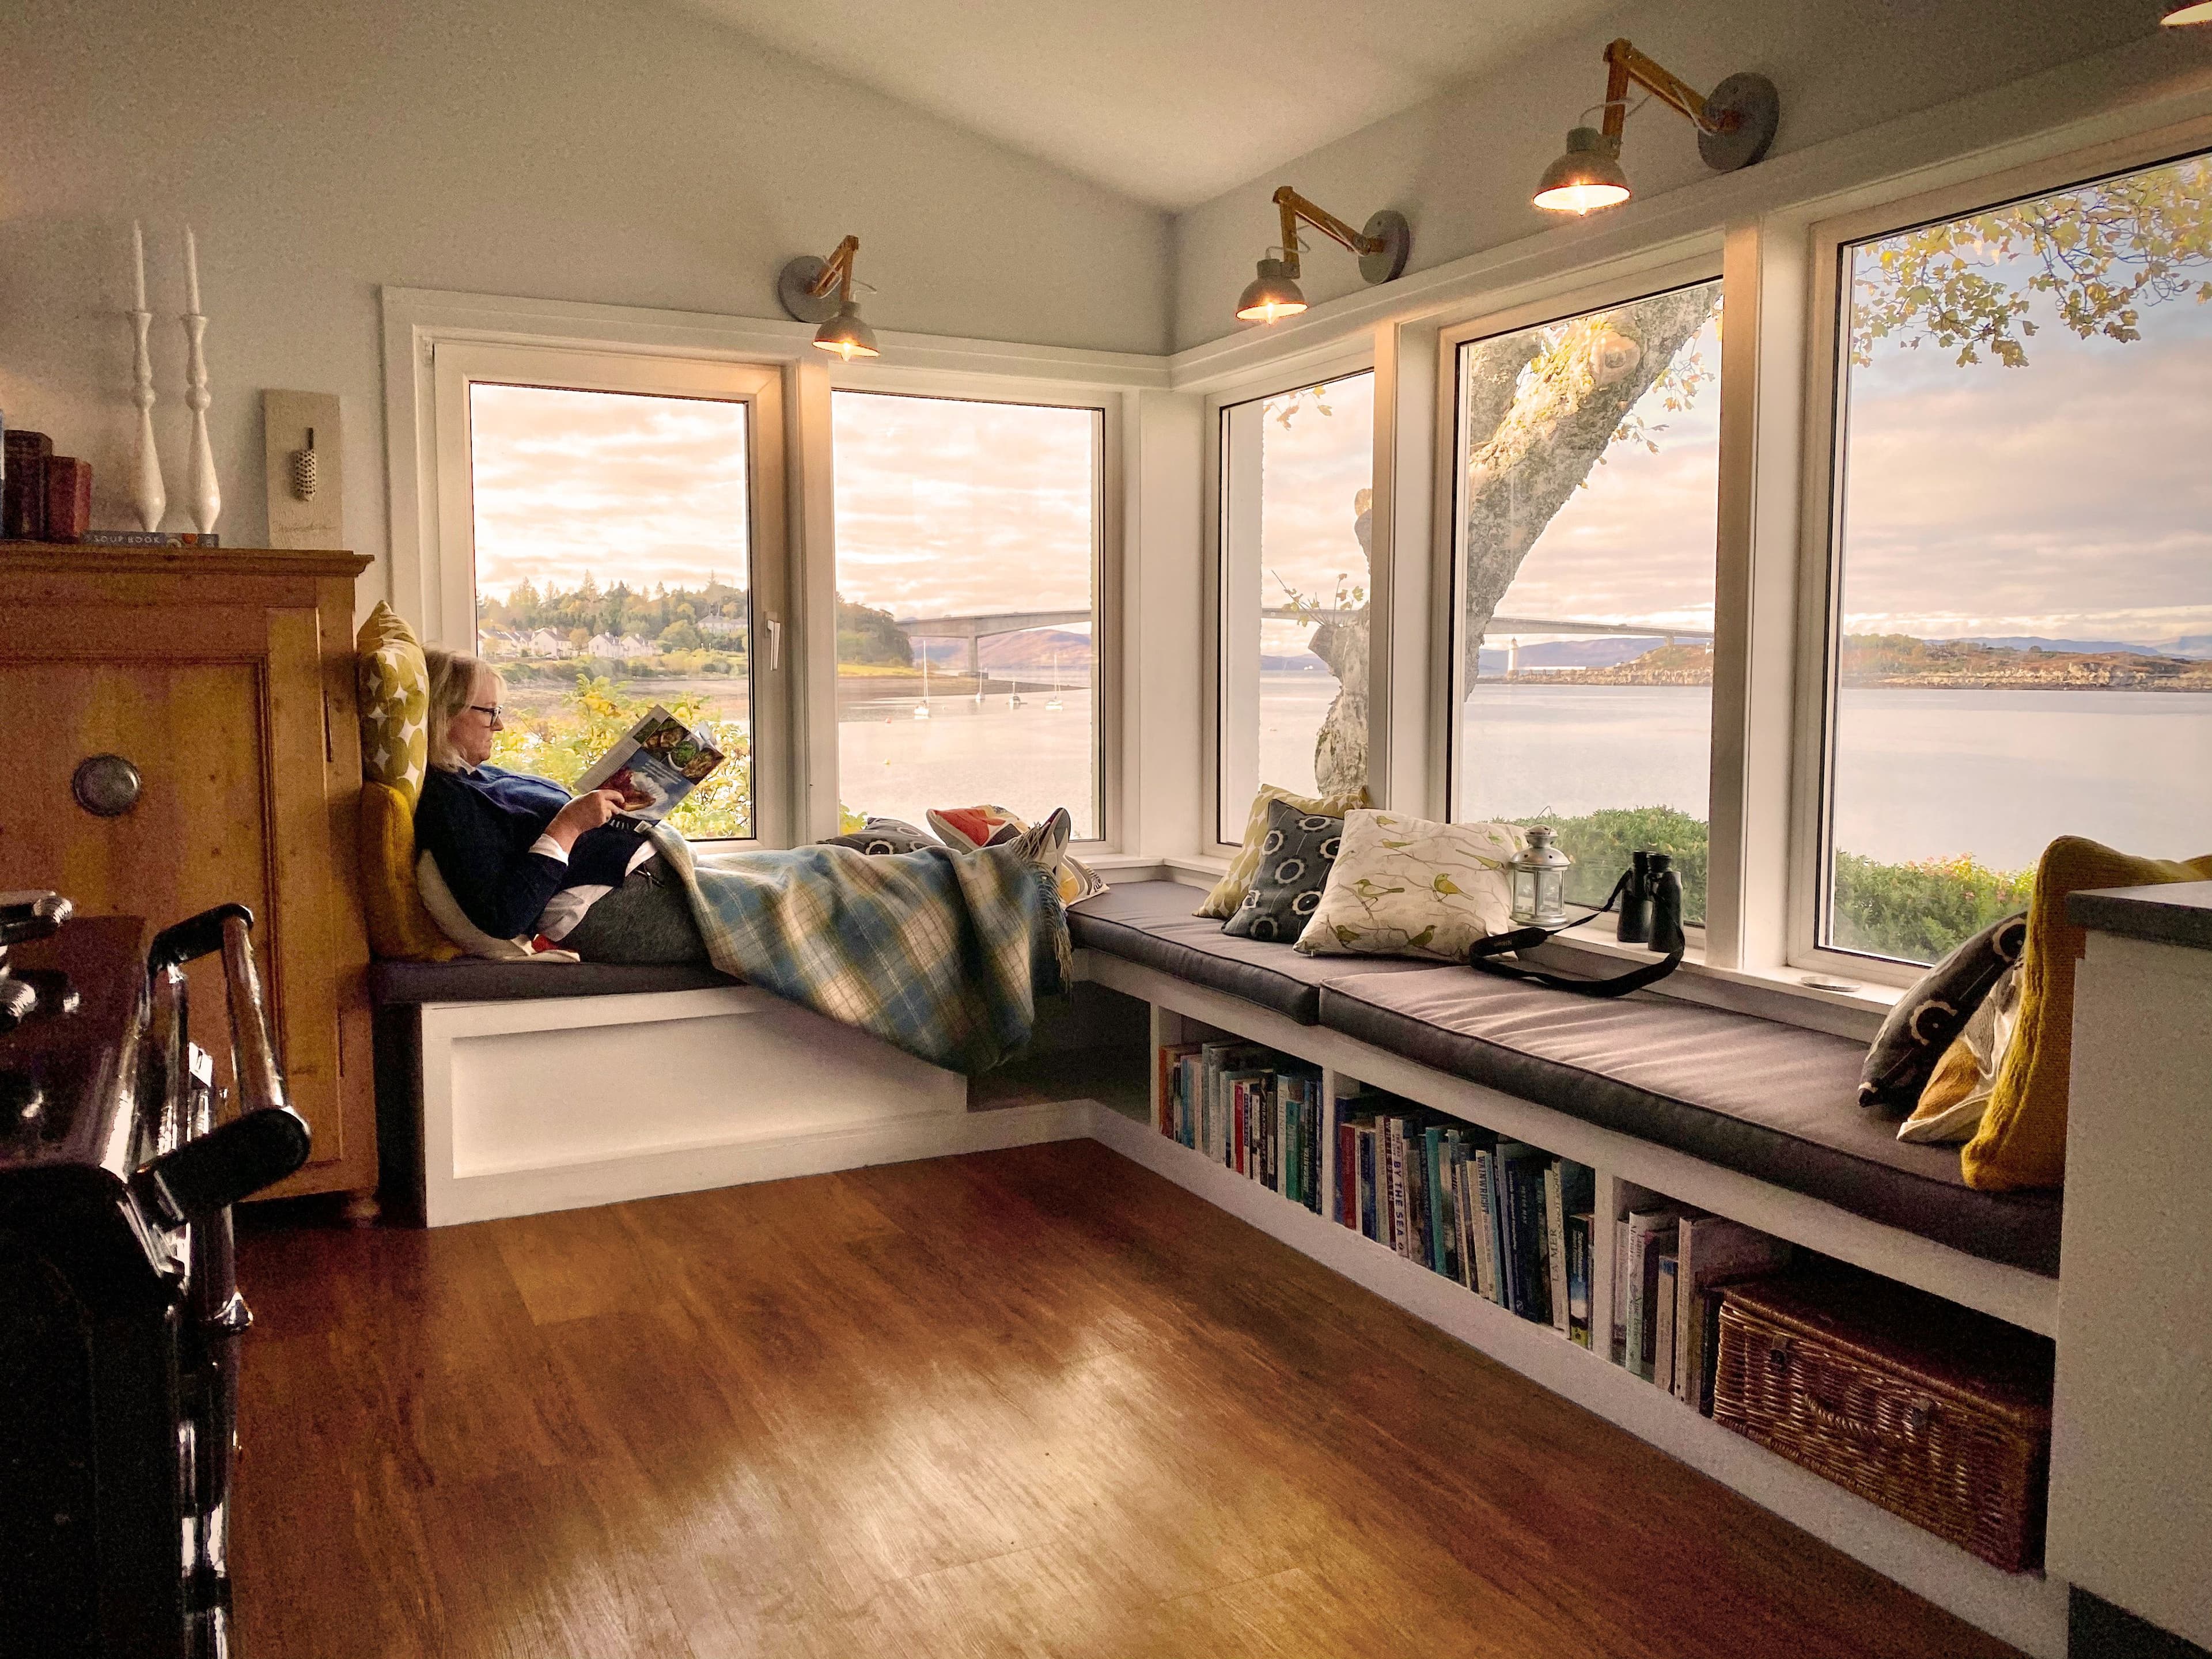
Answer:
[{"left": 766, "top": 616, "right": 782, "bottom": 672}]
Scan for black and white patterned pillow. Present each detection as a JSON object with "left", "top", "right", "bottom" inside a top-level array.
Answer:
[
  {"left": 1222, "top": 798, "right": 1343, "bottom": 942},
  {"left": 1858, "top": 910, "right": 2029, "bottom": 1116},
  {"left": 818, "top": 816, "right": 940, "bottom": 857}
]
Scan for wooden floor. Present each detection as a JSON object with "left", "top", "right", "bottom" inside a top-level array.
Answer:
[{"left": 233, "top": 1141, "right": 2021, "bottom": 1658}]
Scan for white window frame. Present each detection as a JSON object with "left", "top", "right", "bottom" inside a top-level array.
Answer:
[
  {"left": 383, "top": 287, "right": 1159, "bottom": 857},
  {"left": 821, "top": 364, "right": 1127, "bottom": 850},
  {"left": 1786, "top": 116, "right": 2212, "bottom": 985},
  {"left": 426, "top": 339, "right": 794, "bottom": 849},
  {"left": 1432, "top": 257, "right": 1728, "bottom": 941},
  {"left": 1201, "top": 340, "right": 1377, "bottom": 855}
]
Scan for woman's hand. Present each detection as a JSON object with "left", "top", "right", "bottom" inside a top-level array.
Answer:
[{"left": 544, "top": 788, "right": 628, "bottom": 851}]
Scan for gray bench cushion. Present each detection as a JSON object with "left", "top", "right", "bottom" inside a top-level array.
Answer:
[
  {"left": 1317, "top": 968, "right": 2061, "bottom": 1277},
  {"left": 370, "top": 959, "right": 739, "bottom": 1006},
  {"left": 1068, "top": 881, "right": 1434, "bottom": 1023}
]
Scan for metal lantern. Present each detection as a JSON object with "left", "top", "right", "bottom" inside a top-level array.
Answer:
[{"left": 1510, "top": 825, "right": 1574, "bottom": 927}]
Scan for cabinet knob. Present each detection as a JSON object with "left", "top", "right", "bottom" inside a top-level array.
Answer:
[{"left": 71, "top": 754, "right": 142, "bottom": 817}]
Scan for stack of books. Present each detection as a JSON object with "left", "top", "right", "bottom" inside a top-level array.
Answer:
[
  {"left": 1616, "top": 1206, "right": 1795, "bottom": 1412},
  {"left": 1157, "top": 1041, "right": 1328, "bottom": 1214},
  {"left": 1336, "top": 1104, "right": 1597, "bottom": 1350}
]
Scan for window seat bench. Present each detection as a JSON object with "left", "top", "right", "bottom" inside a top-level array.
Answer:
[{"left": 1070, "top": 880, "right": 2061, "bottom": 1279}]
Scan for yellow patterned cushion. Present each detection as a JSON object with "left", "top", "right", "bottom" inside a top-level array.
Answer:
[
  {"left": 353, "top": 605, "right": 454, "bottom": 960},
  {"left": 1198, "top": 783, "right": 1372, "bottom": 919},
  {"left": 1961, "top": 836, "right": 2212, "bottom": 1191},
  {"left": 355, "top": 601, "right": 429, "bottom": 807},
  {"left": 358, "top": 781, "right": 460, "bottom": 962}
]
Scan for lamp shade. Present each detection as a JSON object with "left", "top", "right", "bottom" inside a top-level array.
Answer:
[
  {"left": 813, "top": 300, "right": 880, "bottom": 361},
  {"left": 2165, "top": 1, "right": 2212, "bottom": 21},
  {"left": 1533, "top": 127, "right": 1633, "bottom": 215},
  {"left": 1235, "top": 257, "right": 1308, "bottom": 324}
]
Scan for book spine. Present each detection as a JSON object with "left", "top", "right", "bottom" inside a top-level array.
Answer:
[
  {"left": 1357, "top": 1128, "right": 1377, "bottom": 1241},
  {"left": 1613, "top": 1220, "right": 1631, "bottom": 1366},
  {"left": 1544, "top": 1162, "right": 1570, "bottom": 1335},
  {"left": 1624, "top": 1227, "right": 1649, "bottom": 1378},
  {"left": 1654, "top": 1254, "right": 1680, "bottom": 1395},
  {"left": 1381, "top": 1120, "right": 1404, "bottom": 1257},
  {"left": 1277, "top": 1076, "right": 1291, "bottom": 1198},
  {"left": 1518, "top": 1164, "right": 1552, "bottom": 1325},
  {"left": 3, "top": 429, "right": 52, "bottom": 541},
  {"left": 1471, "top": 1151, "right": 1499, "bottom": 1301},
  {"left": 43, "top": 457, "right": 90, "bottom": 543},
  {"left": 1338, "top": 1120, "right": 1357, "bottom": 1228},
  {"left": 1408, "top": 1135, "right": 1431, "bottom": 1270},
  {"left": 1423, "top": 1129, "right": 1446, "bottom": 1277},
  {"left": 1566, "top": 1215, "right": 1593, "bottom": 1349}
]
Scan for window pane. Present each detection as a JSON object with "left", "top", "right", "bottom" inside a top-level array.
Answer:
[
  {"left": 1450, "top": 281, "right": 1723, "bottom": 925},
  {"left": 1828, "top": 151, "right": 2212, "bottom": 963},
  {"left": 469, "top": 383, "right": 755, "bottom": 839},
  {"left": 1216, "top": 372, "right": 1374, "bottom": 843},
  {"left": 831, "top": 392, "right": 1101, "bottom": 839}
]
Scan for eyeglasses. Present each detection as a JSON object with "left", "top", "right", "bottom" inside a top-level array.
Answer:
[{"left": 468, "top": 703, "right": 505, "bottom": 721}]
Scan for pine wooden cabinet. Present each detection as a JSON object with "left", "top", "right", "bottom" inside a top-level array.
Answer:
[{"left": 0, "top": 544, "right": 377, "bottom": 1205}]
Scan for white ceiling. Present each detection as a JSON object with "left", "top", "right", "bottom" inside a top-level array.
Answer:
[{"left": 672, "top": 0, "right": 1616, "bottom": 210}]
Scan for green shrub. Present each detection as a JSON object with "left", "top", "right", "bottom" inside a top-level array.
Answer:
[
  {"left": 1830, "top": 851, "right": 2031, "bottom": 963},
  {"left": 488, "top": 673, "right": 753, "bottom": 839},
  {"left": 1508, "top": 808, "right": 2031, "bottom": 962},
  {"left": 1511, "top": 806, "right": 1710, "bottom": 925}
]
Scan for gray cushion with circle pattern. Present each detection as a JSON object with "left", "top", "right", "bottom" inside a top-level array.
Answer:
[
  {"left": 817, "top": 817, "right": 941, "bottom": 857},
  {"left": 1222, "top": 798, "right": 1343, "bottom": 942}
]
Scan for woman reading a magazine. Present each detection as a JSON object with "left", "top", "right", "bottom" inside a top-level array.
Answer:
[{"left": 416, "top": 650, "right": 709, "bottom": 962}]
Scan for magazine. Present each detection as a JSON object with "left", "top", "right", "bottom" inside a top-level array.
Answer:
[{"left": 571, "top": 706, "right": 726, "bottom": 823}]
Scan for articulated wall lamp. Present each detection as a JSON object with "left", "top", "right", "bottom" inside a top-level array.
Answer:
[
  {"left": 1235, "top": 186, "right": 1411, "bottom": 325},
  {"left": 1533, "top": 39, "right": 1779, "bottom": 216},
  {"left": 777, "top": 234, "right": 881, "bottom": 360}
]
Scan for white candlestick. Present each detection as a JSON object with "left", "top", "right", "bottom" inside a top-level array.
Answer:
[
  {"left": 182, "top": 310, "right": 220, "bottom": 536},
  {"left": 132, "top": 220, "right": 147, "bottom": 312},
  {"left": 184, "top": 225, "right": 202, "bottom": 316},
  {"left": 128, "top": 306, "right": 166, "bottom": 532}
]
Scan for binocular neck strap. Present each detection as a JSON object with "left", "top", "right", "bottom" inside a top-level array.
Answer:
[
  {"left": 1464, "top": 868, "right": 1683, "bottom": 998},
  {"left": 1466, "top": 932, "right": 1685, "bottom": 998}
]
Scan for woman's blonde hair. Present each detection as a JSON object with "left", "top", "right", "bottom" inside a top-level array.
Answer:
[{"left": 424, "top": 648, "right": 503, "bottom": 772}]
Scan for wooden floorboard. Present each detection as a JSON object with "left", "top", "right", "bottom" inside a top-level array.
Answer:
[{"left": 232, "top": 1141, "right": 2022, "bottom": 1658}]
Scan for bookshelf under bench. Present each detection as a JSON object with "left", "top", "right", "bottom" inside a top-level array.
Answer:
[{"left": 1081, "top": 951, "right": 2069, "bottom": 1659}]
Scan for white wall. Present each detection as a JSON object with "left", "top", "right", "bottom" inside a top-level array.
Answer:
[
  {"left": 0, "top": 0, "right": 1169, "bottom": 594},
  {"left": 1169, "top": 0, "right": 2187, "bottom": 351}
]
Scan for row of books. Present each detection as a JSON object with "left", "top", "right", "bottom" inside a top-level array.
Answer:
[
  {"left": 1157, "top": 1041, "right": 1328, "bottom": 1214},
  {"left": 1616, "top": 1205, "right": 1795, "bottom": 1414},
  {"left": 1154, "top": 1041, "right": 1600, "bottom": 1347},
  {"left": 1345, "top": 1109, "right": 1596, "bottom": 1347}
]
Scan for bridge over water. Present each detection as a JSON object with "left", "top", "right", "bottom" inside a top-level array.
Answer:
[{"left": 897, "top": 608, "right": 1710, "bottom": 677}]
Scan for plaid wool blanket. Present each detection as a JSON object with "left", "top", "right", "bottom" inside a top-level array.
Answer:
[{"left": 650, "top": 823, "right": 1070, "bottom": 1075}]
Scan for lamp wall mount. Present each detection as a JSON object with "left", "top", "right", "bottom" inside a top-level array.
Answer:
[
  {"left": 1269, "top": 187, "right": 1412, "bottom": 285},
  {"left": 777, "top": 234, "right": 858, "bottom": 326},
  {"left": 1596, "top": 37, "right": 1779, "bottom": 175}
]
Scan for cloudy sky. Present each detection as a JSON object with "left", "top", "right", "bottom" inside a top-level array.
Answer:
[{"left": 471, "top": 194, "right": 2212, "bottom": 654}]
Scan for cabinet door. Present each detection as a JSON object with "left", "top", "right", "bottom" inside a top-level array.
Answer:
[{"left": 0, "top": 604, "right": 358, "bottom": 1183}]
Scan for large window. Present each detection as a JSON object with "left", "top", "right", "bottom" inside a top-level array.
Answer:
[
  {"left": 1822, "top": 149, "right": 2212, "bottom": 964},
  {"left": 1449, "top": 281, "right": 1723, "bottom": 923},
  {"left": 831, "top": 391, "right": 1104, "bottom": 839},
  {"left": 1215, "top": 371, "right": 1376, "bottom": 843},
  {"left": 465, "top": 373, "right": 777, "bottom": 842}
]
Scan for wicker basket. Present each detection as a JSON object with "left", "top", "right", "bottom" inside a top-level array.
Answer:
[{"left": 1711, "top": 1272, "right": 2053, "bottom": 1571}]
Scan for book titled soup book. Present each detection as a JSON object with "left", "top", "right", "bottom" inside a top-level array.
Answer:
[{"left": 573, "top": 706, "right": 725, "bottom": 823}]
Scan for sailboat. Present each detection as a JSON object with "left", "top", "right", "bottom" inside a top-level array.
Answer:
[
  {"left": 914, "top": 649, "right": 931, "bottom": 718},
  {"left": 1044, "top": 649, "right": 1063, "bottom": 712}
]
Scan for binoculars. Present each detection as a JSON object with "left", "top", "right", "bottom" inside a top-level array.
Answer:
[{"left": 1617, "top": 851, "right": 1685, "bottom": 955}]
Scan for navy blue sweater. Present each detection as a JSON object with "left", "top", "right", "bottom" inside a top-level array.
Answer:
[{"left": 415, "top": 764, "right": 643, "bottom": 939}]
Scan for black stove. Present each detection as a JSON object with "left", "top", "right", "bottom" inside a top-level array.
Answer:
[{"left": 0, "top": 896, "right": 310, "bottom": 1658}]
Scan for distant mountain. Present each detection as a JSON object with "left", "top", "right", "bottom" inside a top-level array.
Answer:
[{"left": 1961, "top": 635, "right": 2212, "bottom": 661}]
